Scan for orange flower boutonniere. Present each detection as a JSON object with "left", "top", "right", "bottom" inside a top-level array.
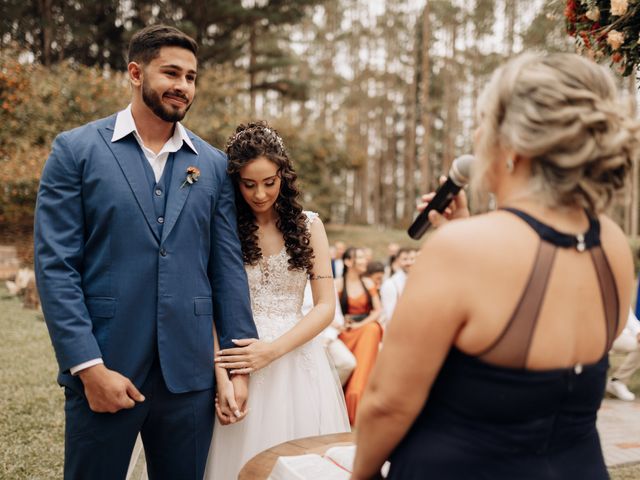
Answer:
[{"left": 180, "top": 166, "right": 201, "bottom": 189}]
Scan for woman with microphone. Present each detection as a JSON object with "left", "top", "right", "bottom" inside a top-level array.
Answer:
[{"left": 351, "top": 52, "right": 638, "bottom": 479}]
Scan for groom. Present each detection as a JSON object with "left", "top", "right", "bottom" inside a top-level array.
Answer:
[{"left": 34, "top": 25, "right": 257, "bottom": 479}]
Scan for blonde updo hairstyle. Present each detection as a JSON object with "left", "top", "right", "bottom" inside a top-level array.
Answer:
[{"left": 473, "top": 52, "right": 639, "bottom": 215}]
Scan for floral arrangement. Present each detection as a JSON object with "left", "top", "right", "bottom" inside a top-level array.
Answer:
[{"left": 566, "top": 0, "right": 640, "bottom": 76}]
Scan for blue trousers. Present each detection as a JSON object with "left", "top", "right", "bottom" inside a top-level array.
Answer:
[{"left": 63, "top": 360, "right": 214, "bottom": 480}]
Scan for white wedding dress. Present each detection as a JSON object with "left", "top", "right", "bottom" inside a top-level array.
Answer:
[{"left": 204, "top": 211, "right": 350, "bottom": 479}]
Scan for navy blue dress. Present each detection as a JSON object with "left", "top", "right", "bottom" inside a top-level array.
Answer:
[{"left": 388, "top": 209, "right": 619, "bottom": 479}]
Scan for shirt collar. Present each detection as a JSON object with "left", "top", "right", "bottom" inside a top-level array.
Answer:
[{"left": 111, "top": 104, "right": 197, "bottom": 154}]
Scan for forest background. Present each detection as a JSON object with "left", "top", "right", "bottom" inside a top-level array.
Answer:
[{"left": 1, "top": 0, "right": 640, "bottom": 264}]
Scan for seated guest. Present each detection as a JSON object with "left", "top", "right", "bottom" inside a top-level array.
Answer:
[
  {"left": 365, "top": 261, "right": 386, "bottom": 294},
  {"left": 380, "top": 248, "right": 417, "bottom": 324},
  {"left": 302, "top": 281, "right": 356, "bottom": 386},
  {"left": 352, "top": 53, "right": 638, "bottom": 479},
  {"left": 607, "top": 309, "right": 640, "bottom": 401},
  {"left": 385, "top": 242, "right": 401, "bottom": 280},
  {"left": 335, "top": 247, "right": 383, "bottom": 424},
  {"left": 332, "top": 240, "right": 347, "bottom": 278}
]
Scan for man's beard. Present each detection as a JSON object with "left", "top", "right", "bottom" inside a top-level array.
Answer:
[{"left": 142, "top": 80, "right": 192, "bottom": 123}]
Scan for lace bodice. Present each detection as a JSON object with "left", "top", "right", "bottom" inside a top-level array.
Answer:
[{"left": 245, "top": 211, "right": 318, "bottom": 342}]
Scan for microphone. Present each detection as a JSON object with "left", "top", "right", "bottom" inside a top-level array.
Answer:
[{"left": 407, "top": 154, "right": 474, "bottom": 240}]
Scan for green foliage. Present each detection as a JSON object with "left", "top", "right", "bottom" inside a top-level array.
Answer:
[
  {"left": 0, "top": 45, "right": 348, "bottom": 231},
  {"left": 0, "top": 48, "right": 129, "bottom": 227},
  {"left": 274, "top": 122, "right": 350, "bottom": 222},
  {"left": 523, "top": 0, "right": 575, "bottom": 51}
]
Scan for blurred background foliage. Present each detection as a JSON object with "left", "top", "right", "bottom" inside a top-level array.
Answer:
[{"left": 1, "top": 0, "right": 639, "bottom": 265}]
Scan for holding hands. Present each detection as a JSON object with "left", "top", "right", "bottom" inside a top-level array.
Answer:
[
  {"left": 214, "top": 372, "right": 249, "bottom": 425},
  {"left": 214, "top": 338, "right": 275, "bottom": 425},
  {"left": 215, "top": 338, "right": 276, "bottom": 375}
]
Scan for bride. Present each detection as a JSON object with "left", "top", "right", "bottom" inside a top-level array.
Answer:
[{"left": 204, "top": 121, "right": 350, "bottom": 479}]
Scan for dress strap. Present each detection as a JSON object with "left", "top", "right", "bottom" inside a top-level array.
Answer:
[
  {"left": 501, "top": 207, "right": 600, "bottom": 250},
  {"left": 477, "top": 241, "right": 557, "bottom": 368},
  {"left": 303, "top": 210, "right": 319, "bottom": 227},
  {"left": 590, "top": 246, "right": 620, "bottom": 352}
]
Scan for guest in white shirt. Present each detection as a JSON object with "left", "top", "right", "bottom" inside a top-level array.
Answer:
[
  {"left": 302, "top": 281, "right": 356, "bottom": 386},
  {"left": 607, "top": 309, "right": 640, "bottom": 401},
  {"left": 380, "top": 248, "right": 417, "bottom": 324}
]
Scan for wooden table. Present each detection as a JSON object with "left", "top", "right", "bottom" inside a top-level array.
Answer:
[{"left": 238, "top": 432, "right": 354, "bottom": 479}]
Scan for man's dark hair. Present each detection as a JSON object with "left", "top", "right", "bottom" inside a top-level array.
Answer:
[
  {"left": 366, "top": 261, "right": 385, "bottom": 276},
  {"left": 128, "top": 25, "right": 198, "bottom": 65},
  {"left": 397, "top": 247, "right": 416, "bottom": 257}
]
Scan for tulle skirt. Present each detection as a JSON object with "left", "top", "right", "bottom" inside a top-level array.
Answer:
[{"left": 204, "top": 336, "right": 351, "bottom": 479}]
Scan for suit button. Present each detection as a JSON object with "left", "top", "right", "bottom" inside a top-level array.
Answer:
[
  {"left": 157, "top": 216, "right": 164, "bottom": 224},
  {"left": 160, "top": 249, "right": 167, "bottom": 257},
  {"left": 155, "top": 188, "right": 163, "bottom": 196}
]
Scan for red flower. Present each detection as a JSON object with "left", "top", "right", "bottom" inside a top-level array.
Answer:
[
  {"left": 564, "top": 0, "right": 577, "bottom": 22},
  {"left": 580, "top": 31, "right": 592, "bottom": 49}
]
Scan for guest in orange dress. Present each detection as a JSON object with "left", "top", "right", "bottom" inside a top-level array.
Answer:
[{"left": 335, "top": 247, "right": 383, "bottom": 424}]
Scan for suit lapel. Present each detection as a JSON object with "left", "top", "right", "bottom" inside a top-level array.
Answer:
[
  {"left": 98, "top": 128, "right": 160, "bottom": 243},
  {"left": 161, "top": 145, "right": 200, "bottom": 244}
]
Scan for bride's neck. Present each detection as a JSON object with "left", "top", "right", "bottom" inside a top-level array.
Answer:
[{"left": 253, "top": 208, "right": 278, "bottom": 227}]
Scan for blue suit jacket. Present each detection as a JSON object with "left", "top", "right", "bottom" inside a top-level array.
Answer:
[{"left": 34, "top": 114, "right": 257, "bottom": 394}]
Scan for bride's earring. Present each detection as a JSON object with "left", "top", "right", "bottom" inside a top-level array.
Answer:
[{"left": 505, "top": 157, "right": 515, "bottom": 173}]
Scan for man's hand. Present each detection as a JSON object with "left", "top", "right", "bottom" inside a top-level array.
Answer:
[
  {"left": 215, "top": 339, "right": 276, "bottom": 375},
  {"left": 417, "top": 176, "right": 470, "bottom": 228},
  {"left": 215, "top": 377, "right": 247, "bottom": 425},
  {"left": 78, "top": 364, "right": 145, "bottom": 413}
]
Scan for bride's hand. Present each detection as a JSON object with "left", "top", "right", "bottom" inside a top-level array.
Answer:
[
  {"left": 215, "top": 378, "right": 246, "bottom": 425},
  {"left": 215, "top": 339, "right": 277, "bottom": 374}
]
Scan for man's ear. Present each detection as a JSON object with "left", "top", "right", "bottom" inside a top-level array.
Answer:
[{"left": 128, "top": 62, "right": 143, "bottom": 87}]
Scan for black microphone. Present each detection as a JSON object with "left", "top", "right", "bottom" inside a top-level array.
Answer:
[{"left": 407, "top": 154, "right": 474, "bottom": 240}]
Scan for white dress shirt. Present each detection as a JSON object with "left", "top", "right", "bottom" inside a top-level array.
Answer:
[
  {"left": 111, "top": 104, "right": 197, "bottom": 182},
  {"left": 380, "top": 270, "right": 407, "bottom": 325},
  {"left": 70, "top": 106, "right": 197, "bottom": 376}
]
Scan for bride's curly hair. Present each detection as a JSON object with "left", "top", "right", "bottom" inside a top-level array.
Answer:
[{"left": 225, "top": 121, "right": 314, "bottom": 272}]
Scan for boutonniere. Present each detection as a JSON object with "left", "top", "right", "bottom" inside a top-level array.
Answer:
[{"left": 180, "top": 166, "right": 201, "bottom": 188}]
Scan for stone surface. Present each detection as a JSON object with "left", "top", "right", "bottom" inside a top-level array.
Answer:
[{"left": 598, "top": 398, "right": 640, "bottom": 467}]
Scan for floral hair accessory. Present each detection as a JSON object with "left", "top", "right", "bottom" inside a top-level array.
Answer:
[
  {"left": 227, "top": 125, "right": 285, "bottom": 152},
  {"left": 180, "top": 166, "right": 200, "bottom": 188}
]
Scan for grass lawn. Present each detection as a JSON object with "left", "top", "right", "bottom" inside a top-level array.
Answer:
[
  {"left": 325, "top": 223, "right": 423, "bottom": 261},
  {"left": 1, "top": 280, "right": 638, "bottom": 479},
  {"left": 0, "top": 287, "right": 64, "bottom": 479}
]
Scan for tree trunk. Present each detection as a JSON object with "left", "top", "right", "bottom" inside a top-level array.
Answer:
[
  {"left": 390, "top": 112, "right": 402, "bottom": 226},
  {"left": 504, "top": 0, "right": 517, "bottom": 56},
  {"left": 374, "top": 108, "right": 385, "bottom": 225},
  {"left": 442, "top": 19, "right": 458, "bottom": 173},
  {"left": 418, "top": 1, "right": 431, "bottom": 193},
  {"left": 249, "top": 24, "right": 257, "bottom": 117},
  {"left": 358, "top": 120, "right": 370, "bottom": 224},
  {"left": 39, "top": 0, "right": 53, "bottom": 66}
]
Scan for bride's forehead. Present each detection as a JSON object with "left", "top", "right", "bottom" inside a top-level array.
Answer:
[{"left": 240, "top": 156, "right": 279, "bottom": 179}]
